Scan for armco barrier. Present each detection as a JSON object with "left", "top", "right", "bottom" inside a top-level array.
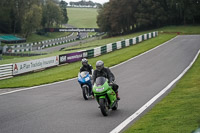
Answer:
[
  {"left": 0, "top": 31, "right": 158, "bottom": 80},
  {"left": 83, "top": 31, "right": 158, "bottom": 59},
  {"left": 0, "top": 64, "right": 13, "bottom": 80}
]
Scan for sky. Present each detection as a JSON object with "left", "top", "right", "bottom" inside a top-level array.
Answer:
[{"left": 64, "top": 0, "right": 109, "bottom": 4}]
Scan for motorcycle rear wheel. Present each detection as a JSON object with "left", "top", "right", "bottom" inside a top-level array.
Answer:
[{"left": 99, "top": 98, "right": 109, "bottom": 116}]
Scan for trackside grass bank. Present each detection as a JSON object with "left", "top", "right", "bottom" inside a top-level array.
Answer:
[
  {"left": 26, "top": 32, "right": 72, "bottom": 43},
  {"left": 0, "top": 33, "right": 175, "bottom": 88},
  {"left": 124, "top": 52, "right": 200, "bottom": 132},
  {"left": 158, "top": 25, "right": 200, "bottom": 34}
]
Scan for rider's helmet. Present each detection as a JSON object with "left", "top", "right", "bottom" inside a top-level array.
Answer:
[
  {"left": 96, "top": 60, "right": 104, "bottom": 71},
  {"left": 82, "top": 58, "right": 88, "bottom": 66}
]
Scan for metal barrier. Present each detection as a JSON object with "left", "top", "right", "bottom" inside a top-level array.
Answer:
[{"left": 0, "top": 64, "right": 13, "bottom": 80}]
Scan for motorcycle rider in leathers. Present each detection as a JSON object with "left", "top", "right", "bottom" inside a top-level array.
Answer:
[
  {"left": 92, "top": 60, "right": 120, "bottom": 100},
  {"left": 80, "top": 58, "right": 93, "bottom": 75},
  {"left": 80, "top": 58, "right": 94, "bottom": 98}
]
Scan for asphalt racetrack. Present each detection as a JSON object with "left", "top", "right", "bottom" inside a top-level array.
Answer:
[{"left": 0, "top": 35, "right": 200, "bottom": 133}]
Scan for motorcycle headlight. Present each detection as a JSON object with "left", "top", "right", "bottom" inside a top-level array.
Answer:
[{"left": 96, "top": 87, "right": 104, "bottom": 92}]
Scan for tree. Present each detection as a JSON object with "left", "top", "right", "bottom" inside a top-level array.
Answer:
[
  {"left": 0, "top": 0, "right": 41, "bottom": 34},
  {"left": 97, "top": 3, "right": 112, "bottom": 35},
  {"left": 97, "top": 0, "right": 169, "bottom": 36},
  {"left": 22, "top": 4, "right": 42, "bottom": 37},
  {"left": 42, "top": 0, "right": 64, "bottom": 28},
  {"left": 60, "top": 0, "right": 69, "bottom": 24},
  {"left": 134, "top": 0, "right": 167, "bottom": 29},
  {"left": 0, "top": 0, "right": 12, "bottom": 33}
]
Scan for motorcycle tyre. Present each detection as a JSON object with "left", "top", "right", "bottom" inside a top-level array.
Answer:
[
  {"left": 82, "top": 86, "right": 89, "bottom": 100},
  {"left": 99, "top": 98, "right": 109, "bottom": 116}
]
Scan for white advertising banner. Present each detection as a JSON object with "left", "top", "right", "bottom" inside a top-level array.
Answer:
[{"left": 13, "top": 56, "right": 59, "bottom": 75}]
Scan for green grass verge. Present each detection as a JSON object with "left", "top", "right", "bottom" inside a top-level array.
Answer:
[
  {"left": 124, "top": 52, "right": 200, "bottom": 133},
  {"left": 26, "top": 32, "right": 71, "bottom": 43},
  {"left": 67, "top": 8, "right": 98, "bottom": 28},
  {"left": 158, "top": 25, "right": 200, "bottom": 34},
  {"left": 0, "top": 33, "right": 176, "bottom": 88}
]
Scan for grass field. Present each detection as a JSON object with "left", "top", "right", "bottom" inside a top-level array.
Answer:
[
  {"left": 124, "top": 51, "right": 200, "bottom": 133},
  {"left": 67, "top": 8, "right": 98, "bottom": 28}
]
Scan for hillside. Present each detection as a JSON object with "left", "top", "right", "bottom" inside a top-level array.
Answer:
[{"left": 67, "top": 8, "right": 98, "bottom": 28}]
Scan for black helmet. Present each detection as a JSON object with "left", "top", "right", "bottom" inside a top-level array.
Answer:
[
  {"left": 82, "top": 58, "right": 88, "bottom": 66},
  {"left": 96, "top": 60, "right": 104, "bottom": 71}
]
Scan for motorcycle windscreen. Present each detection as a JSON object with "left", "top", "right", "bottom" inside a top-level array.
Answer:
[
  {"left": 95, "top": 77, "right": 106, "bottom": 86},
  {"left": 80, "top": 71, "right": 89, "bottom": 78}
]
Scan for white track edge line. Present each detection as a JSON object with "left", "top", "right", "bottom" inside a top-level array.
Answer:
[
  {"left": 110, "top": 49, "right": 200, "bottom": 133},
  {"left": 0, "top": 36, "right": 178, "bottom": 96}
]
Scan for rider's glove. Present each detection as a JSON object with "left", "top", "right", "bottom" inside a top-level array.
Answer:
[{"left": 109, "top": 81, "right": 114, "bottom": 86}]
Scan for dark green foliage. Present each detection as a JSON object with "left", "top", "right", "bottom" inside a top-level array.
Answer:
[
  {"left": 69, "top": 0, "right": 100, "bottom": 7},
  {"left": 97, "top": 0, "right": 200, "bottom": 36},
  {"left": 0, "top": 0, "right": 69, "bottom": 37},
  {"left": 42, "top": 0, "right": 64, "bottom": 28},
  {"left": 60, "top": 0, "right": 69, "bottom": 24}
]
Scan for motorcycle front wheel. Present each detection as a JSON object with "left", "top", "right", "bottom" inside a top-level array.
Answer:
[
  {"left": 82, "top": 86, "right": 89, "bottom": 100},
  {"left": 99, "top": 98, "right": 109, "bottom": 116}
]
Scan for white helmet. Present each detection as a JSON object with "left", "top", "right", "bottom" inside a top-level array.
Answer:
[
  {"left": 96, "top": 60, "right": 104, "bottom": 71},
  {"left": 82, "top": 58, "right": 88, "bottom": 66}
]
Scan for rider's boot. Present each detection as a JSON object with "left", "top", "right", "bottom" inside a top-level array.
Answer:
[
  {"left": 91, "top": 93, "right": 94, "bottom": 99},
  {"left": 116, "top": 91, "right": 120, "bottom": 100}
]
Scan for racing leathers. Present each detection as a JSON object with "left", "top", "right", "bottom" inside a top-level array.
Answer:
[{"left": 80, "top": 64, "right": 93, "bottom": 75}]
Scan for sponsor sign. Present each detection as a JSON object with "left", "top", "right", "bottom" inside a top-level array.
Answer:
[
  {"left": 59, "top": 52, "right": 83, "bottom": 64},
  {"left": 59, "top": 28, "right": 95, "bottom": 32},
  {"left": 45, "top": 28, "right": 99, "bottom": 32},
  {"left": 13, "top": 56, "right": 59, "bottom": 75}
]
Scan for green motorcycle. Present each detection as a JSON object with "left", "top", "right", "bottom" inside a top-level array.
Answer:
[{"left": 93, "top": 77, "right": 118, "bottom": 116}]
